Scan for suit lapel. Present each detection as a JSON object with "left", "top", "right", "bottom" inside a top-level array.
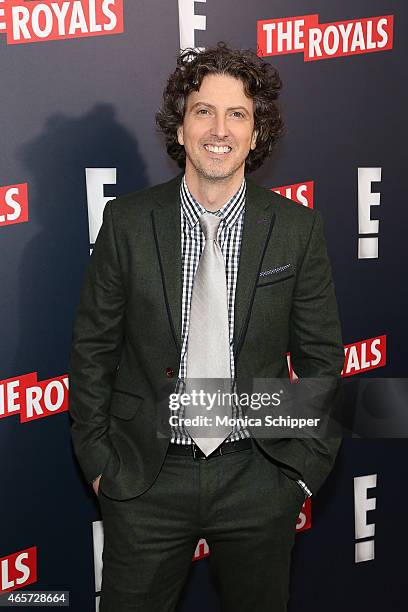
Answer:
[
  {"left": 151, "top": 173, "right": 183, "bottom": 353},
  {"left": 233, "top": 178, "right": 276, "bottom": 358}
]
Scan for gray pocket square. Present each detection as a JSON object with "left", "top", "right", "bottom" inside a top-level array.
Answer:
[{"left": 259, "top": 263, "right": 292, "bottom": 278}]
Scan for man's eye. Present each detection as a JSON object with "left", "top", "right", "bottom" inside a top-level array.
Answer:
[
  {"left": 197, "top": 109, "right": 209, "bottom": 115},
  {"left": 232, "top": 111, "right": 244, "bottom": 118}
]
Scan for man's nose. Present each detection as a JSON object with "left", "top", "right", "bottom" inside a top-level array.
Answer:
[{"left": 210, "top": 114, "right": 229, "bottom": 139}]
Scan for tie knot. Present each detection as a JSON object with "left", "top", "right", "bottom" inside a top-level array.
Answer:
[{"left": 199, "top": 212, "right": 223, "bottom": 241}]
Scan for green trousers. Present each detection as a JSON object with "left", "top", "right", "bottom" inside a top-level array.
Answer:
[{"left": 98, "top": 440, "right": 304, "bottom": 612}]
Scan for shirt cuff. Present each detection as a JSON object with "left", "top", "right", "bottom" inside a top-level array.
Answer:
[{"left": 296, "top": 479, "right": 313, "bottom": 498}]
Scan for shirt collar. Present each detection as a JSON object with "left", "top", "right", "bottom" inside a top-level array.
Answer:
[{"left": 180, "top": 174, "right": 246, "bottom": 231}]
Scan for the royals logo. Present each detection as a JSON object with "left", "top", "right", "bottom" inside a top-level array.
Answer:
[
  {"left": 257, "top": 13, "right": 394, "bottom": 61},
  {"left": 0, "top": 0, "right": 123, "bottom": 45}
]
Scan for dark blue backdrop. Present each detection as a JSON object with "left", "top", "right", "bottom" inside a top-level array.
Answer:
[{"left": 1, "top": 0, "right": 407, "bottom": 610}]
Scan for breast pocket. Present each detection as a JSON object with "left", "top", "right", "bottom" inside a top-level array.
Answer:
[{"left": 256, "top": 263, "right": 296, "bottom": 288}]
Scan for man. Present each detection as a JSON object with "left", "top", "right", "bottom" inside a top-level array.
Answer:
[{"left": 69, "top": 42, "right": 344, "bottom": 612}]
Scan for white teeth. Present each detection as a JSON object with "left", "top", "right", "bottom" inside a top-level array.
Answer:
[{"left": 204, "top": 144, "right": 231, "bottom": 154}]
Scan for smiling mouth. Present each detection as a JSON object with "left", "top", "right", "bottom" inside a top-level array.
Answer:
[{"left": 204, "top": 144, "right": 232, "bottom": 155}]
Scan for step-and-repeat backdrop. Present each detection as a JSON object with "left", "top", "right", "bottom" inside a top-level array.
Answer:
[{"left": 1, "top": 0, "right": 406, "bottom": 610}]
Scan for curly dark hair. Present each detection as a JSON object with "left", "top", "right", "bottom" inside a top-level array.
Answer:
[{"left": 155, "top": 41, "right": 285, "bottom": 173}]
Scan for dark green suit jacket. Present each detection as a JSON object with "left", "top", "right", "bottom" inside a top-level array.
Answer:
[{"left": 69, "top": 172, "right": 344, "bottom": 500}]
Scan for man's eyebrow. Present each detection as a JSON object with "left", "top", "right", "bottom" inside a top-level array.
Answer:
[{"left": 189, "top": 102, "right": 250, "bottom": 114}]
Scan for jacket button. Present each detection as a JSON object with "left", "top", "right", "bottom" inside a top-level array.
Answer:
[{"left": 166, "top": 367, "right": 175, "bottom": 378}]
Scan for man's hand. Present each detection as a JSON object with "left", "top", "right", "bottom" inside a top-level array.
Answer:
[{"left": 92, "top": 474, "right": 102, "bottom": 496}]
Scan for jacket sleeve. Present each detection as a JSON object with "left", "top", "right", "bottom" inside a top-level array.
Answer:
[
  {"left": 68, "top": 199, "right": 126, "bottom": 484},
  {"left": 288, "top": 209, "right": 344, "bottom": 496}
]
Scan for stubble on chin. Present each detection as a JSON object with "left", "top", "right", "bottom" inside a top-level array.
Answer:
[{"left": 187, "top": 152, "right": 242, "bottom": 183}]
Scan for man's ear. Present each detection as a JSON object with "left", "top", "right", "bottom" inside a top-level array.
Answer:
[
  {"left": 250, "top": 129, "right": 258, "bottom": 150},
  {"left": 177, "top": 125, "right": 184, "bottom": 146}
]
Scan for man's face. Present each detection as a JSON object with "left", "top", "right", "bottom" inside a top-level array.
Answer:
[{"left": 177, "top": 73, "right": 257, "bottom": 182}]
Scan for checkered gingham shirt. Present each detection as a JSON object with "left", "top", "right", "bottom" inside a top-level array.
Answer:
[{"left": 170, "top": 174, "right": 312, "bottom": 499}]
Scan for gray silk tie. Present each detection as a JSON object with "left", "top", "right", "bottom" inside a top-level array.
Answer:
[{"left": 184, "top": 212, "right": 233, "bottom": 455}]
